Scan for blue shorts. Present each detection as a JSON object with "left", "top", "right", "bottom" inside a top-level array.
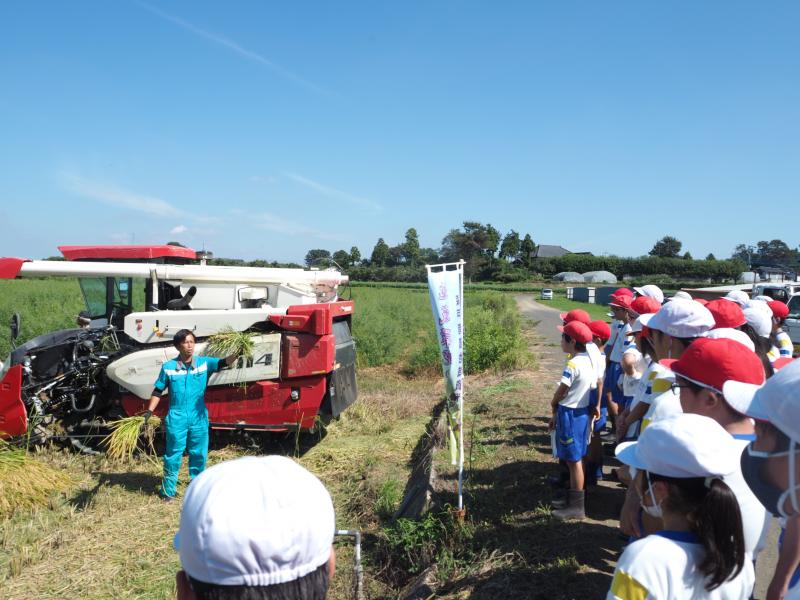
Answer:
[
  {"left": 622, "top": 395, "right": 634, "bottom": 411},
  {"left": 604, "top": 361, "right": 624, "bottom": 408},
  {"left": 555, "top": 404, "right": 590, "bottom": 462},
  {"left": 589, "top": 389, "right": 607, "bottom": 432}
]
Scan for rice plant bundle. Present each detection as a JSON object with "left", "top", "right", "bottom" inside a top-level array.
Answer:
[
  {"left": 205, "top": 328, "right": 256, "bottom": 360},
  {"left": 0, "top": 441, "right": 72, "bottom": 518},
  {"left": 103, "top": 415, "right": 162, "bottom": 462}
]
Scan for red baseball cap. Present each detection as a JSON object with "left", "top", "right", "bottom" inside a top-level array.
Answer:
[
  {"left": 629, "top": 296, "right": 661, "bottom": 316},
  {"left": 559, "top": 309, "right": 591, "bottom": 325},
  {"left": 660, "top": 338, "right": 765, "bottom": 413},
  {"left": 588, "top": 320, "right": 611, "bottom": 342},
  {"left": 705, "top": 299, "right": 747, "bottom": 329},
  {"left": 613, "top": 288, "right": 633, "bottom": 297},
  {"left": 609, "top": 294, "right": 633, "bottom": 310},
  {"left": 774, "top": 357, "right": 795, "bottom": 371},
  {"left": 768, "top": 300, "right": 789, "bottom": 321},
  {"left": 558, "top": 321, "right": 593, "bottom": 344}
]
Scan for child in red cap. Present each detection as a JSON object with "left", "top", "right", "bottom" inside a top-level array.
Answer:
[
  {"left": 549, "top": 320, "right": 596, "bottom": 520},
  {"left": 768, "top": 300, "right": 794, "bottom": 361},
  {"left": 585, "top": 320, "right": 611, "bottom": 485}
]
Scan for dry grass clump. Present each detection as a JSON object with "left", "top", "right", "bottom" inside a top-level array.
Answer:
[
  {"left": 205, "top": 328, "right": 256, "bottom": 360},
  {"left": 103, "top": 415, "right": 161, "bottom": 462},
  {"left": 0, "top": 441, "right": 72, "bottom": 519}
]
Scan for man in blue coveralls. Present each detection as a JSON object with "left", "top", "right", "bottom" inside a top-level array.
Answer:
[{"left": 144, "top": 329, "right": 240, "bottom": 501}]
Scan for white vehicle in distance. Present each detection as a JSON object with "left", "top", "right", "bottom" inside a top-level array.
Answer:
[
  {"left": 541, "top": 288, "right": 554, "bottom": 301},
  {"left": 785, "top": 294, "right": 800, "bottom": 347}
]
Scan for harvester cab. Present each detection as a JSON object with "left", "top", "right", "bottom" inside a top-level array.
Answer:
[{"left": 0, "top": 245, "right": 357, "bottom": 447}]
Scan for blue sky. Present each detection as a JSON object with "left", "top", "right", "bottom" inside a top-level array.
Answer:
[{"left": 1, "top": 1, "right": 798, "bottom": 263}]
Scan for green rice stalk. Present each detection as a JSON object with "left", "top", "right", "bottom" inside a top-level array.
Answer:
[
  {"left": 205, "top": 328, "right": 256, "bottom": 360},
  {"left": 0, "top": 441, "right": 72, "bottom": 519},
  {"left": 103, "top": 415, "right": 162, "bottom": 462},
  {"left": 206, "top": 328, "right": 258, "bottom": 388}
]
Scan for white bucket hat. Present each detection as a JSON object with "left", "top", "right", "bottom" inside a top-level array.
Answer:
[
  {"left": 705, "top": 327, "right": 756, "bottom": 352},
  {"left": 723, "top": 290, "right": 750, "bottom": 306},
  {"left": 647, "top": 299, "right": 714, "bottom": 339},
  {"left": 633, "top": 284, "right": 665, "bottom": 304},
  {"left": 175, "top": 456, "right": 335, "bottom": 586},
  {"left": 616, "top": 413, "right": 739, "bottom": 478}
]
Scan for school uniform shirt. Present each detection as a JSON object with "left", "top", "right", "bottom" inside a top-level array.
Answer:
[
  {"left": 586, "top": 341, "right": 606, "bottom": 386},
  {"left": 610, "top": 322, "right": 633, "bottom": 363},
  {"left": 641, "top": 367, "right": 682, "bottom": 432},
  {"left": 560, "top": 353, "right": 594, "bottom": 409},
  {"left": 777, "top": 329, "right": 794, "bottom": 357},
  {"left": 607, "top": 531, "right": 755, "bottom": 600},
  {"left": 727, "top": 435, "right": 771, "bottom": 561},
  {"left": 624, "top": 357, "right": 654, "bottom": 439},
  {"left": 621, "top": 346, "right": 648, "bottom": 397},
  {"left": 606, "top": 319, "right": 621, "bottom": 355}
]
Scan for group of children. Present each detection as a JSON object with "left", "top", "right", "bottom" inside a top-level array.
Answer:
[{"left": 548, "top": 284, "right": 800, "bottom": 599}]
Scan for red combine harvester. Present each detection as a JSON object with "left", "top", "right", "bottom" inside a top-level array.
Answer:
[{"left": 0, "top": 245, "right": 357, "bottom": 449}]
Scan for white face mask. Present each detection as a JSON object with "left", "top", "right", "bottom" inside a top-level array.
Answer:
[
  {"left": 639, "top": 472, "right": 664, "bottom": 518},
  {"left": 777, "top": 441, "right": 800, "bottom": 519}
]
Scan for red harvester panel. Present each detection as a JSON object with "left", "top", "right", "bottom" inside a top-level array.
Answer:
[
  {"left": 282, "top": 333, "right": 335, "bottom": 378},
  {"left": 120, "top": 375, "right": 326, "bottom": 430},
  {"left": 0, "top": 365, "right": 27, "bottom": 437}
]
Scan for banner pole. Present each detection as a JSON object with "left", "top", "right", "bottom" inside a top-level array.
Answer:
[{"left": 457, "top": 260, "right": 465, "bottom": 512}]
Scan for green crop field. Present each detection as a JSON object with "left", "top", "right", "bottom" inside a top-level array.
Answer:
[{"left": 0, "top": 279, "right": 529, "bottom": 375}]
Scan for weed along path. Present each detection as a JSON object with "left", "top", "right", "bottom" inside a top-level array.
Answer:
[{"left": 422, "top": 295, "right": 624, "bottom": 599}]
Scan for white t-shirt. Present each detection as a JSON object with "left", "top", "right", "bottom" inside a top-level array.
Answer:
[
  {"left": 624, "top": 359, "right": 655, "bottom": 439},
  {"left": 559, "top": 353, "right": 593, "bottom": 409},
  {"left": 622, "top": 346, "right": 649, "bottom": 397},
  {"left": 607, "top": 319, "right": 621, "bottom": 355},
  {"left": 610, "top": 322, "right": 633, "bottom": 363},
  {"left": 587, "top": 342, "right": 606, "bottom": 385},
  {"left": 727, "top": 436, "right": 771, "bottom": 560},
  {"left": 641, "top": 368, "right": 683, "bottom": 432},
  {"left": 777, "top": 330, "right": 794, "bottom": 357},
  {"left": 607, "top": 531, "right": 755, "bottom": 600}
]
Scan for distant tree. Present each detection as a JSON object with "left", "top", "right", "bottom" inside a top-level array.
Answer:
[
  {"left": 499, "top": 230, "right": 521, "bottom": 262},
  {"left": 332, "top": 249, "right": 351, "bottom": 268},
  {"left": 304, "top": 248, "right": 331, "bottom": 267},
  {"left": 485, "top": 224, "right": 501, "bottom": 261},
  {"left": 349, "top": 246, "right": 361, "bottom": 266},
  {"left": 402, "top": 228, "right": 421, "bottom": 266},
  {"left": 705, "top": 253, "right": 716, "bottom": 261},
  {"left": 166, "top": 241, "right": 186, "bottom": 247},
  {"left": 732, "top": 244, "right": 755, "bottom": 265},
  {"left": 683, "top": 251, "right": 693, "bottom": 260},
  {"left": 649, "top": 236, "right": 682, "bottom": 258},
  {"left": 756, "top": 239, "right": 795, "bottom": 264},
  {"left": 419, "top": 247, "right": 440, "bottom": 264},
  {"left": 520, "top": 234, "right": 536, "bottom": 268},
  {"left": 370, "top": 238, "right": 391, "bottom": 267}
]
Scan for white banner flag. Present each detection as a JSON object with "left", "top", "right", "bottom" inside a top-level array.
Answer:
[{"left": 426, "top": 261, "right": 465, "bottom": 510}]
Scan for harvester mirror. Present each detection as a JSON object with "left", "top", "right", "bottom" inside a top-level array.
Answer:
[{"left": 9, "top": 313, "right": 20, "bottom": 346}]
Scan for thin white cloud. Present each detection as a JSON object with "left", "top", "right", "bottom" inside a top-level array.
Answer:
[
  {"left": 284, "top": 172, "right": 382, "bottom": 212},
  {"left": 254, "top": 212, "right": 344, "bottom": 242},
  {"left": 135, "top": 2, "right": 332, "bottom": 97},
  {"left": 170, "top": 225, "right": 188, "bottom": 235},
  {"left": 60, "top": 172, "right": 182, "bottom": 218}
]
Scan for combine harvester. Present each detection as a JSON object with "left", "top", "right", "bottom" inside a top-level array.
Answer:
[{"left": 0, "top": 245, "right": 357, "bottom": 450}]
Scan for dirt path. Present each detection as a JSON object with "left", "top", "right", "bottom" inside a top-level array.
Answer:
[{"left": 429, "top": 295, "right": 624, "bottom": 598}]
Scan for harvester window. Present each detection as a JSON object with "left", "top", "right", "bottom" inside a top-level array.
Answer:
[{"left": 78, "top": 277, "right": 107, "bottom": 318}]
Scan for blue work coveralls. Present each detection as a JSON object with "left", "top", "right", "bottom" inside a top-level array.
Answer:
[{"left": 153, "top": 356, "right": 225, "bottom": 498}]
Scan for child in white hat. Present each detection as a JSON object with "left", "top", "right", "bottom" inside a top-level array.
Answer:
[
  {"left": 727, "top": 360, "right": 800, "bottom": 599},
  {"left": 608, "top": 414, "right": 754, "bottom": 599},
  {"left": 662, "top": 337, "right": 771, "bottom": 567},
  {"left": 174, "top": 455, "right": 336, "bottom": 600}
]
